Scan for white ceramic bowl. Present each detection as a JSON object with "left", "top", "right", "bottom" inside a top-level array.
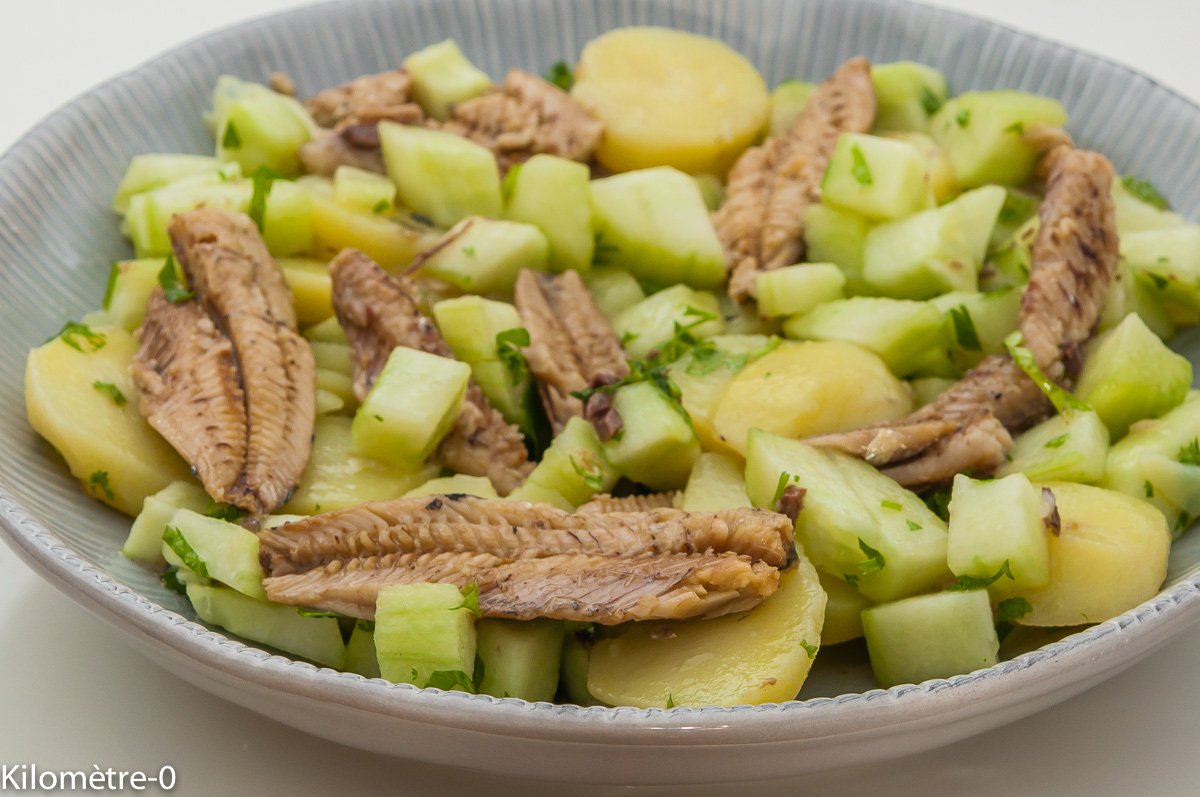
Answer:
[{"left": 3, "top": 0, "right": 1200, "bottom": 784}]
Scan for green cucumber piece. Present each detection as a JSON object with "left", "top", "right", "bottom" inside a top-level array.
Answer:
[
  {"left": 559, "top": 628, "right": 596, "bottom": 705},
  {"left": 1075, "top": 313, "right": 1191, "bottom": 438},
  {"left": 105, "top": 257, "right": 170, "bottom": 331},
  {"left": 981, "top": 215, "right": 1037, "bottom": 292},
  {"left": 590, "top": 166, "right": 726, "bottom": 289},
  {"left": 112, "top": 155, "right": 235, "bottom": 215},
  {"left": 583, "top": 266, "right": 646, "bottom": 319},
  {"left": 693, "top": 174, "right": 725, "bottom": 212},
  {"left": 504, "top": 154, "right": 594, "bottom": 273},
  {"left": 870, "top": 61, "right": 948, "bottom": 134},
  {"left": 989, "top": 188, "right": 1040, "bottom": 250},
  {"left": 403, "top": 39, "right": 493, "bottom": 122},
  {"left": 1137, "top": 452, "right": 1200, "bottom": 539},
  {"left": 803, "top": 203, "right": 872, "bottom": 294},
  {"left": 744, "top": 429, "right": 951, "bottom": 602},
  {"left": 1121, "top": 225, "right": 1200, "bottom": 312},
  {"left": 1102, "top": 391, "right": 1200, "bottom": 515},
  {"left": 352, "top": 346, "right": 471, "bottom": 468},
  {"left": 418, "top": 217, "right": 548, "bottom": 294},
  {"left": 611, "top": 283, "right": 724, "bottom": 360},
  {"left": 165, "top": 509, "right": 265, "bottom": 600},
  {"left": 768, "top": 80, "right": 815, "bottom": 137},
  {"left": 309, "top": 341, "right": 353, "bottom": 377},
  {"left": 680, "top": 452, "right": 752, "bottom": 512},
  {"left": 505, "top": 482, "right": 574, "bottom": 512},
  {"left": 929, "top": 286, "right": 1022, "bottom": 357},
  {"left": 821, "top": 133, "right": 934, "bottom": 221},
  {"left": 379, "top": 122, "right": 502, "bottom": 227},
  {"left": 910, "top": 376, "right": 955, "bottom": 407},
  {"left": 210, "top": 76, "right": 315, "bottom": 177},
  {"left": 1099, "top": 261, "right": 1175, "bottom": 341},
  {"left": 186, "top": 583, "right": 346, "bottom": 669},
  {"left": 304, "top": 316, "right": 349, "bottom": 345},
  {"left": 930, "top": 91, "right": 1068, "bottom": 187},
  {"left": 345, "top": 621, "right": 381, "bottom": 678},
  {"left": 862, "top": 590, "right": 999, "bottom": 687},
  {"left": 475, "top": 618, "right": 564, "bottom": 702},
  {"left": 755, "top": 263, "right": 846, "bottom": 318},
  {"left": 122, "top": 481, "right": 210, "bottom": 564},
  {"left": 333, "top": 165, "right": 397, "bottom": 215},
  {"left": 522, "top": 416, "right": 618, "bottom": 507},
  {"left": 279, "top": 257, "right": 334, "bottom": 326},
  {"left": 603, "top": 381, "right": 701, "bottom": 491},
  {"left": 1112, "top": 176, "right": 1186, "bottom": 235},
  {"left": 375, "top": 582, "right": 478, "bottom": 687},
  {"left": 947, "top": 473, "right": 1050, "bottom": 597},
  {"left": 405, "top": 474, "right": 499, "bottom": 499},
  {"left": 818, "top": 571, "right": 873, "bottom": 646},
  {"left": 996, "top": 409, "right": 1110, "bottom": 483}
]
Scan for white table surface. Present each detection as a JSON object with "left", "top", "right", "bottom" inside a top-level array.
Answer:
[{"left": 4, "top": 0, "right": 1200, "bottom": 793}]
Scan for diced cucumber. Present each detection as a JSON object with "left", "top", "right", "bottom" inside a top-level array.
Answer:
[
  {"left": 611, "top": 284, "right": 724, "bottom": 361},
  {"left": 803, "top": 203, "right": 872, "bottom": 294},
  {"left": 930, "top": 91, "right": 1068, "bottom": 187},
  {"left": 405, "top": 474, "right": 499, "bottom": 499},
  {"left": 211, "top": 76, "right": 315, "bottom": 177},
  {"left": 981, "top": 215, "right": 1037, "bottom": 292},
  {"left": 505, "top": 482, "right": 574, "bottom": 512},
  {"left": 1102, "top": 391, "right": 1200, "bottom": 518},
  {"left": 186, "top": 583, "right": 346, "bottom": 669},
  {"left": 947, "top": 473, "right": 1050, "bottom": 598},
  {"left": 1121, "top": 225, "right": 1200, "bottom": 312},
  {"left": 603, "top": 381, "right": 701, "bottom": 491},
  {"left": 590, "top": 166, "right": 726, "bottom": 289},
  {"left": 304, "top": 316, "right": 349, "bottom": 345},
  {"left": 310, "top": 341, "right": 354, "bottom": 377},
  {"left": 692, "top": 174, "right": 725, "bottom": 212},
  {"left": 821, "top": 133, "right": 934, "bottom": 221},
  {"left": 112, "top": 155, "right": 236, "bottom": 214},
  {"left": 379, "top": 122, "right": 502, "bottom": 227},
  {"left": 862, "top": 590, "right": 999, "bottom": 687},
  {"left": 1075, "top": 314, "right": 1191, "bottom": 438},
  {"left": 375, "top": 582, "right": 478, "bottom": 687},
  {"left": 870, "top": 61, "right": 948, "bottom": 134},
  {"left": 997, "top": 409, "right": 1110, "bottom": 484},
  {"left": 756, "top": 264, "right": 846, "bottom": 318},
  {"left": 767, "top": 79, "right": 815, "bottom": 136},
  {"left": 315, "top": 367, "right": 356, "bottom": 412},
  {"left": 345, "top": 621, "right": 381, "bottom": 678},
  {"left": 861, "top": 185, "right": 1005, "bottom": 299},
  {"left": 783, "top": 297, "right": 946, "bottom": 378},
  {"left": 333, "top": 165, "right": 397, "bottom": 215},
  {"left": 122, "top": 481, "right": 210, "bottom": 564},
  {"left": 671, "top": 334, "right": 779, "bottom": 451},
  {"left": 474, "top": 618, "right": 564, "bottom": 702},
  {"left": 559, "top": 627, "right": 596, "bottom": 706},
  {"left": 418, "top": 217, "right": 549, "bottom": 294},
  {"left": 988, "top": 189, "right": 1040, "bottom": 250},
  {"left": 719, "top": 293, "right": 781, "bottom": 336},
  {"left": 432, "top": 295, "right": 534, "bottom": 432},
  {"left": 352, "top": 346, "right": 471, "bottom": 468},
  {"left": 315, "top": 389, "right": 345, "bottom": 416},
  {"left": 744, "top": 429, "right": 951, "bottom": 602},
  {"left": 583, "top": 266, "right": 646, "bottom": 319},
  {"left": 1099, "top": 260, "right": 1175, "bottom": 341},
  {"left": 1112, "top": 176, "right": 1186, "bottom": 235},
  {"left": 883, "top": 132, "right": 957, "bottom": 204},
  {"left": 680, "top": 452, "right": 752, "bottom": 512},
  {"left": 910, "top": 376, "right": 955, "bottom": 407},
  {"left": 403, "top": 39, "right": 493, "bottom": 122},
  {"left": 929, "top": 286, "right": 1022, "bottom": 358},
  {"left": 278, "top": 258, "right": 334, "bottom": 326},
  {"left": 1136, "top": 452, "right": 1200, "bottom": 539},
  {"left": 164, "top": 509, "right": 265, "bottom": 600},
  {"left": 521, "top": 416, "right": 618, "bottom": 507},
  {"left": 104, "top": 257, "right": 168, "bottom": 331},
  {"left": 503, "top": 154, "right": 594, "bottom": 273},
  {"left": 819, "top": 571, "right": 873, "bottom": 646}
]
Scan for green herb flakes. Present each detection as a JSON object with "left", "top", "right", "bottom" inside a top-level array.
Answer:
[
  {"left": 91, "top": 380, "right": 127, "bottom": 406},
  {"left": 544, "top": 60, "right": 575, "bottom": 92},
  {"left": 53, "top": 321, "right": 106, "bottom": 352},
  {"left": 496, "top": 327, "right": 531, "bottom": 385},
  {"left": 800, "top": 639, "right": 819, "bottom": 659},
  {"left": 850, "top": 142, "right": 872, "bottom": 186},
  {"left": 162, "top": 525, "right": 208, "bottom": 578},
  {"left": 222, "top": 121, "right": 241, "bottom": 149},
  {"left": 158, "top": 255, "right": 193, "bottom": 303},
  {"left": 950, "top": 560, "right": 1014, "bottom": 591},
  {"left": 1121, "top": 175, "right": 1170, "bottom": 210}
]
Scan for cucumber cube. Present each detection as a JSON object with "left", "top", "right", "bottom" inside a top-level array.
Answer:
[
  {"left": 403, "top": 39, "right": 493, "bottom": 122},
  {"left": 996, "top": 409, "right": 1110, "bottom": 484},
  {"left": 505, "top": 482, "right": 574, "bottom": 512},
  {"left": 929, "top": 286, "right": 1022, "bottom": 357},
  {"left": 590, "top": 166, "right": 726, "bottom": 289},
  {"left": 744, "top": 429, "right": 951, "bottom": 602},
  {"left": 1136, "top": 452, "right": 1200, "bottom": 539},
  {"left": 756, "top": 263, "right": 846, "bottom": 318},
  {"left": 603, "top": 381, "right": 701, "bottom": 491},
  {"left": 910, "top": 376, "right": 955, "bottom": 407},
  {"left": 559, "top": 629, "right": 596, "bottom": 705},
  {"left": 1102, "top": 391, "right": 1200, "bottom": 515},
  {"left": 1099, "top": 260, "right": 1175, "bottom": 342},
  {"left": 693, "top": 174, "right": 725, "bottom": 212},
  {"left": 404, "top": 474, "right": 499, "bottom": 499},
  {"left": 883, "top": 132, "right": 957, "bottom": 203},
  {"left": 379, "top": 122, "right": 502, "bottom": 227},
  {"left": 211, "top": 76, "right": 315, "bottom": 177},
  {"left": 803, "top": 203, "right": 872, "bottom": 294},
  {"left": 768, "top": 79, "right": 815, "bottom": 136},
  {"left": 947, "top": 473, "right": 1050, "bottom": 597},
  {"left": 1112, "top": 176, "right": 1186, "bottom": 235},
  {"left": 680, "top": 452, "right": 752, "bottom": 512},
  {"left": 104, "top": 257, "right": 169, "bottom": 331},
  {"left": 783, "top": 297, "right": 947, "bottom": 378},
  {"left": 1121, "top": 225, "right": 1200, "bottom": 312},
  {"left": 122, "top": 481, "right": 210, "bottom": 564},
  {"left": 333, "top": 165, "right": 397, "bottom": 215},
  {"left": 522, "top": 416, "right": 618, "bottom": 507},
  {"left": 1075, "top": 313, "right": 1192, "bottom": 438},
  {"left": 418, "top": 217, "right": 548, "bottom": 294},
  {"left": 870, "top": 62, "right": 948, "bottom": 134},
  {"left": 352, "top": 346, "right": 471, "bottom": 468},
  {"left": 862, "top": 590, "right": 999, "bottom": 687},
  {"left": 112, "top": 154, "right": 233, "bottom": 214},
  {"left": 821, "top": 133, "right": 934, "bottom": 221},
  {"left": 981, "top": 215, "right": 1038, "bottom": 292},
  {"left": 583, "top": 266, "right": 646, "bottom": 319},
  {"left": 278, "top": 258, "right": 334, "bottom": 326},
  {"left": 930, "top": 91, "right": 1068, "bottom": 187},
  {"left": 345, "top": 622, "right": 381, "bottom": 678},
  {"left": 611, "top": 284, "right": 724, "bottom": 360},
  {"left": 310, "top": 341, "right": 353, "bottom": 377},
  {"left": 304, "top": 316, "right": 349, "bottom": 345},
  {"left": 818, "top": 571, "right": 873, "bottom": 646},
  {"left": 504, "top": 154, "right": 594, "bottom": 273},
  {"left": 375, "top": 582, "right": 478, "bottom": 687},
  {"left": 186, "top": 583, "right": 346, "bottom": 669},
  {"left": 165, "top": 509, "right": 266, "bottom": 600},
  {"left": 474, "top": 618, "right": 564, "bottom": 702}
]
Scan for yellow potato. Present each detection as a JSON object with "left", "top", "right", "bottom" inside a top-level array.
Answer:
[
  {"left": 1016, "top": 482, "right": 1170, "bottom": 627},
  {"left": 301, "top": 177, "right": 438, "bottom": 269},
  {"left": 712, "top": 340, "right": 914, "bottom": 454},
  {"left": 278, "top": 258, "right": 334, "bottom": 326},
  {"left": 25, "top": 326, "right": 191, "bottom": 515},
  {"left": 283, "top": 416, "right": 435, "bottom": 514},
  {"left": 671, "top": 334, "right": 776, "bottom": 453},
  {"left": 587, "top": 555, "right": 826, "bottom": 708},
  {"left": 572, "top": 27, "right": 769, "bottom": 175},
  {"left": 819, "top": 571, "right": 873, "bottom": 646}
]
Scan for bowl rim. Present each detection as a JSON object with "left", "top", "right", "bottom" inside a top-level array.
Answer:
[{"left": 4, "top": 0, "right": 1200, "bottom": 746}]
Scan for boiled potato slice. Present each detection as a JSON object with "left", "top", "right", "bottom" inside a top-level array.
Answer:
[
  {"left": 25, "top": 326, "right": 191, "bottom": 515},
  {"left": 1016, "top": 482, "right": 1170, "bottom": 627},
  {"left": 572, "top": 27, "right": 769, "bottom": 175},
  {"left": 300, "top": 176, "right": 438, "bottom": 269},
  {"left": 588, "top": 556, "right": 826, "bottom": 707},
  {"left": 712, "top": 340, "right": 913, "bottom": 455}
]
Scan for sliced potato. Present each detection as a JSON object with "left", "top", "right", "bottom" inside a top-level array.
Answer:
[
  {"left": 572, "top": 27, "right": 769, "bottom": 175},
  {"left": 712, "top": 340, "right": 913, "bottom": 455},
  {"left": 25, "top": 326, "right": 191, "bottom": 515},
  {"left": 587, "top": 556, "right": 826, "bottom": 708},
  {"left": 278, "top": 257, "right": 334, "bottom": 325},
  {"left": 1016, "top": 482, "right": 1170, "bottom": 627},
  {"left": 301, "top": 176, "right": 438, "bottom": 269}
]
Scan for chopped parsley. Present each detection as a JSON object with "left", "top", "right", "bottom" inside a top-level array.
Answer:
[
  {"left": 91, "top": 380, "right": 127, "bottom": 406},
  {"left": 919, "top": 86, "right": 943, "bottom": 117},
  {"left": 373, "top": 414, "right": 384, "bottom": 422},
  {"left": 684, "top": 336, "right": 779, "bottom": 377},
  {"left": 950, "top": 560, "right": 1014, "bottom": 591},
  {"left": 222, "top": 121, "right": 241, "bottom": 149},
  {"left": 843, "top": 572, "right": 860, "bottom": 588},
  {"left": 880, "top": 500, "right": 902, "bottom": 511},
  {"left": 620, "top": 330, "right": 640, "bottom": 346},
  {"left": 1003, "top": 121, "right": 1025, "bottom": 136},
  {"left": 161, "top": 565, "right": 188, "bottom": 595},
  {"left": 923, "top": 488, "right": 952, "bottom": 521},
  {"left": 949, "top": 305, "right": 982, "bottom": 352},
  {"left": 296, "top": 607, "right": 341, "bottom": 618},
  {"left": 544, "top": 60, "right": 575, "bottom": 92},
  {"left": 1145, "top": 480, "right": 1155, "bottom": 498},
  {"left": 1044, "top": 433, "right": 1069, "bottom": 449},
  {"left": 204, "top": 499, "right": 248, "bottom": 522},
  {"left": 248, "top": 165, "right": 285, "bottom": 233},
  {"left": 856, "top": 538, "right": 886, "bottom": 575},
  {"left": 158, "top": 255, "right": 193, "bottom": 303},
  {"left": 906, "top": 520, "right": 922, "bottom": 531},
  {"left": 1121, "top": 175, "right": 1170, "bottom": 210},
  {"left": 593, "top": 230, "right": 620, "bottom": 266},
  {"left": 495, "top": 327, "right": 531, "bottom": 386},
  {"left": 357, "top": 619, "right": 376, "bottom": 633},
  {"left": 425, "top": 669, "right": 475, "bottom": 693},
  {"left": 103, "top": 262, "right": 121, "bottom": 310},
  {"left": 1177, "top": 510, "right": 1192, "bottom": 533},
  {"left": 955, "top": 109, "right": 971, "bottom": 128},
  {"left": 800, "top": 639, "right": 819, "bottom": 659},
  {"left": 372, "top": 198, "right": 390, "bottom": 214},
  {"left": 997, "top": 192, "right": 1034, "bottom": 226},
  {"left": 52, "top": 321, "right": 106, "bottom": 352},
  {"left": 1004, "top": 331, "right": 1091, "bottom": 415},
  {"left": 162, "top": 525, "right": 208, "bottom": 578},
  {"left": 87, "top": 470, "right": 115, "bottom": 501},
  {"left": 1145, "top": 272, "right": 1170, "bottom": 291},
  {"left": 994, "top": 596, "right": 1032, "bottom": 642},
  {"left": 849, "top": 142, "right": 873, "bottom": 187},
  {"left": 570, "top": 454, "right": 605, "bottom": 491},
  {"left": 771, "top": 472, "right": 799, "bottom": 510},
  {"left": 453, "top": 583, "right": 482, "bottom": 617},
  {"left": 665, "top": 694, "right": 676, "bottom": 708},
  {"left": 462, "top": 245, "right": 476, "bottom": 257},
  {"left": 501, "top": 162, "right": 523, "bottom": 205},
  {"left": 1178, "top": 438, "right": 1200, "bottom": 466}
]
